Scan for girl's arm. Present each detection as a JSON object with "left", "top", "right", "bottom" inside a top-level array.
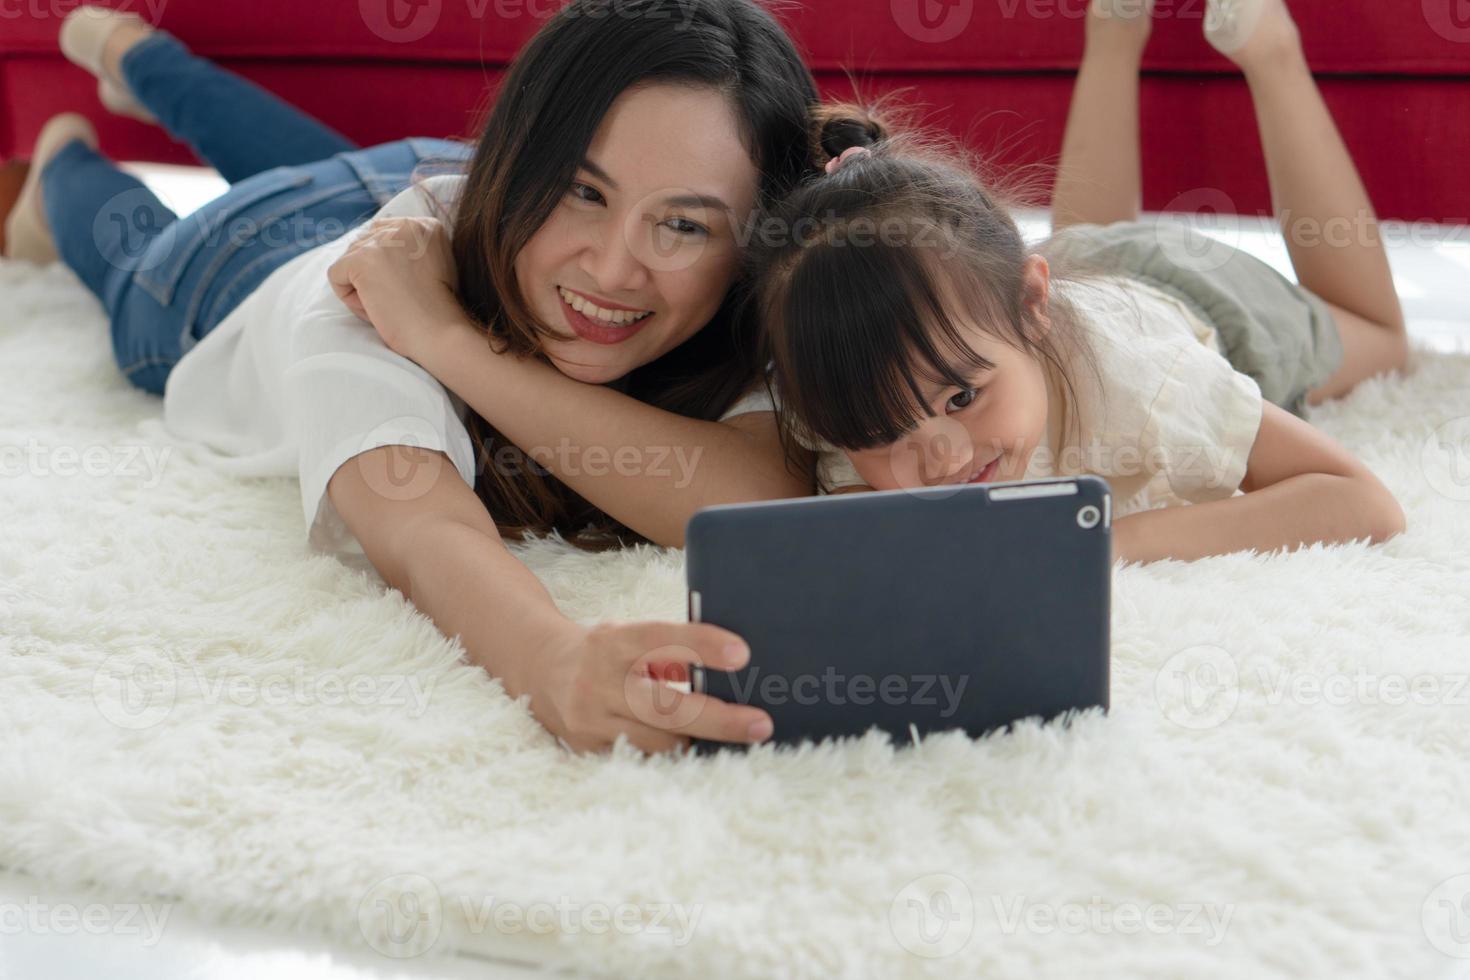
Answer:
[
  {"left": 331, "top": 215, "right": 813, "bottom": 547},
  {"left": 1114, "top": 401, "right": 1405, "bottom": 563}
]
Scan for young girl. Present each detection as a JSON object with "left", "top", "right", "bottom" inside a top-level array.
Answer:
[{"left": 726, "top": 0, "right": 1408, "bottom": 564}]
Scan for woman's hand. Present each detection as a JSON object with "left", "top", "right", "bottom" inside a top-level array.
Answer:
[
  {"left": 326, "top": 216, "right": 471, "bottom": 364},
  {"left": 525, "top": 620, "right": 776, "bottom": 754}
]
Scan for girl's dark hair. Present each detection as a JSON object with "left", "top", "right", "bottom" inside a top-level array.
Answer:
[
  {"left": 410, "top": 0, "right": 818, "bottom": 549},
  {"left": 748, "top": 101, "right": 1099, "bottom": 458}
]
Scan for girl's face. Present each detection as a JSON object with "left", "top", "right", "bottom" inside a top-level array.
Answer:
[
  {"left": 842, "top": 256, "right": 1055, "bottom": 491},
  {"left": 514, "top": 83, "right": 760, "bottom": 384}
]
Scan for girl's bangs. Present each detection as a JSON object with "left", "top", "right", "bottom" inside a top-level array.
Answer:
[{"left": 773, "top": 239, "right": 996, "bottom": 450}]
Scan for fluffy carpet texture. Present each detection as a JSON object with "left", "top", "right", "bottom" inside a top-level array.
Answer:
[{"left": 3, "top": 257, "right": 1470, "bottom": 980}]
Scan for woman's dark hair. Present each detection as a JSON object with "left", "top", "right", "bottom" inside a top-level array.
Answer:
[
  {"left": 411, "top": 0, "right": 819, "bottom": 549},
  {"left": 747, "top": 101, "right": 1100, "bottom": 461}
]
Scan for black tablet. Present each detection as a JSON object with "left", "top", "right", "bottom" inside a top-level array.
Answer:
[{"left": 684, "top": 476, "right": 1112, "bottom": 751}]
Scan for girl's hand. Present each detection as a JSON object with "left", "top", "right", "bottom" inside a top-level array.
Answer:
[
  {"left": 326, "top": 216, "right": 468, "bottom": 364},
  {"left": 526, "top": 620, "right": 775, "bottom": 754}
]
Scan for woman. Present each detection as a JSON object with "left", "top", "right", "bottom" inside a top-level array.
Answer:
[{"left": 5, "top": 0, "right": 822, "bottom": 754}]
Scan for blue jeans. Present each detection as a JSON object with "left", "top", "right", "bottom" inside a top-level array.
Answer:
[{"left": 40, "top": 31, "right": 473, "bottom": 396}]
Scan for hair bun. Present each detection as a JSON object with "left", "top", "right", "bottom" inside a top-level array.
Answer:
[{"left": 812, "top": 102, "right": 889, "bottom": 163}]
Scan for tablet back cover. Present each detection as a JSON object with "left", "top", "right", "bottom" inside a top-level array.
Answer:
[{"left": 685, "top": 477, "right": 1111, "bottom": 748}]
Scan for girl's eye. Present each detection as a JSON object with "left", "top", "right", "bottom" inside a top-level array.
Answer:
[
  {"left": 945, "top": 387, "right": 981, "bottom": 413},
  {"left": 569, "top": 182, "right": 605, "bottom": 204}
]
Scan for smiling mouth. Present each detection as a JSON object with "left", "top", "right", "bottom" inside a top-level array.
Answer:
[
  {"left": 555, "top": 286, "right": 658, "bottom": 347},
  {"left": 961, "top": 456, "right": 1002, "bottom": 485}
]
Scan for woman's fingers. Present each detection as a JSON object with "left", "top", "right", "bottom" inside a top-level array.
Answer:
[
  {"left": 619, "top": 675, "right": 772, "bottom": 745},
  {"left": 610, "top": 620, "right": 750, "bottom": 673}
]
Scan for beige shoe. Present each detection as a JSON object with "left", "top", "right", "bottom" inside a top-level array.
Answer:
[
  {"left": 1090, "top": 0, "right": 1156, "bottom": 22},
  {"left": 3, "top": 114, "right": 100, "bottom": 265},
  {"left": 1204, "top": 0, "right": 1287, "bottom": 55},
  {"left": 59, "top": 5, "right": 158, "bottom": 125}
]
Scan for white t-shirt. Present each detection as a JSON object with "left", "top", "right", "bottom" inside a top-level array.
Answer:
[
  {"left": 721, "top": 276, "right": 1264, "bottom": 515},
  {"left": 162, "top": 174, "right": 478, "bottom": 564}
]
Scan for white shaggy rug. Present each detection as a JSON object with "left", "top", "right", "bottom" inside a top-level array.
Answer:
[{"left": 4, "top": 255, "right": 1470, "bottom": 980}]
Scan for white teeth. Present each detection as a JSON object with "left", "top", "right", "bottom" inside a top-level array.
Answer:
[{"left": 558, "top": 287, "right": 652, "bottom": 326}]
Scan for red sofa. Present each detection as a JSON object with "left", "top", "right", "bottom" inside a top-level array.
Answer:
[{"left": 2, "top": 0, "right": 1466, "bottom": 222}]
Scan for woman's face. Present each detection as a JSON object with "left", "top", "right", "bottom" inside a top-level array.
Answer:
[{"left": 515, "top": 83, "right": 760, "bottom": 384}]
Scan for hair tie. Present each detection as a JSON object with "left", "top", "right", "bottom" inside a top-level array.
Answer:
[{"left": 824, "top": 146, "right": 871, "bottom": 174}]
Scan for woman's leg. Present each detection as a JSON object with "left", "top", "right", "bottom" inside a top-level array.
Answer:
[
  {"left": 116, "top": 32, "right": 358, "bottom": 184},
  {"left": 1217, "top": 1, "right": 1408, "bottom": 403},
  {"left": 42, "top": 138, "right": 184, "bottom": 394},
  {"left": 1050, "top": 0, "right": 1153, "bottom": 231},
  {"left": 43, "top": 130, "right": 446, "bottom": 395}
]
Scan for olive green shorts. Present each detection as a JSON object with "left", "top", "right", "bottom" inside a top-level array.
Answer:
[{"left": 1044, "top": 220, "right": 1344, "bottom": 418}]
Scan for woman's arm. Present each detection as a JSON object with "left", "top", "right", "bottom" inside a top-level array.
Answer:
[
  {"left": 419, "top": 316, "right": 814, "bottom": 547},
  {"left": 1114, "top": 401, "right": 1405, "bottom": 563},
  {"left": 327, "top": 445, "right": 774, "bottom": 752}
]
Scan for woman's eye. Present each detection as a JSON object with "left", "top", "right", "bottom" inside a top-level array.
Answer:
[
  {"left": 945, "top": 387, "right": 980, "bottom": 413},
  {"left": 569, "top": 182, "right": 605, "bottom": 204},
  {"left": 663, "top": 217, "right": 709, "bottom": 237}
]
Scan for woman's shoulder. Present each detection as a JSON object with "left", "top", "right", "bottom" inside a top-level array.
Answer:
[{"left": 376, "top": 173, "right": 468, "bottom": 226}]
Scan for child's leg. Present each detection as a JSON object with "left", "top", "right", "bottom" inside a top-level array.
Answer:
[
  {"left": 118, "top": 32, "right": 358, "bottom": 184},
  {"left": 1050, "top": 0, "right": 1152, "bottom": 231},
  {"left": 1221, "top": 2, "right": 1408, "bottom": 403}
]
